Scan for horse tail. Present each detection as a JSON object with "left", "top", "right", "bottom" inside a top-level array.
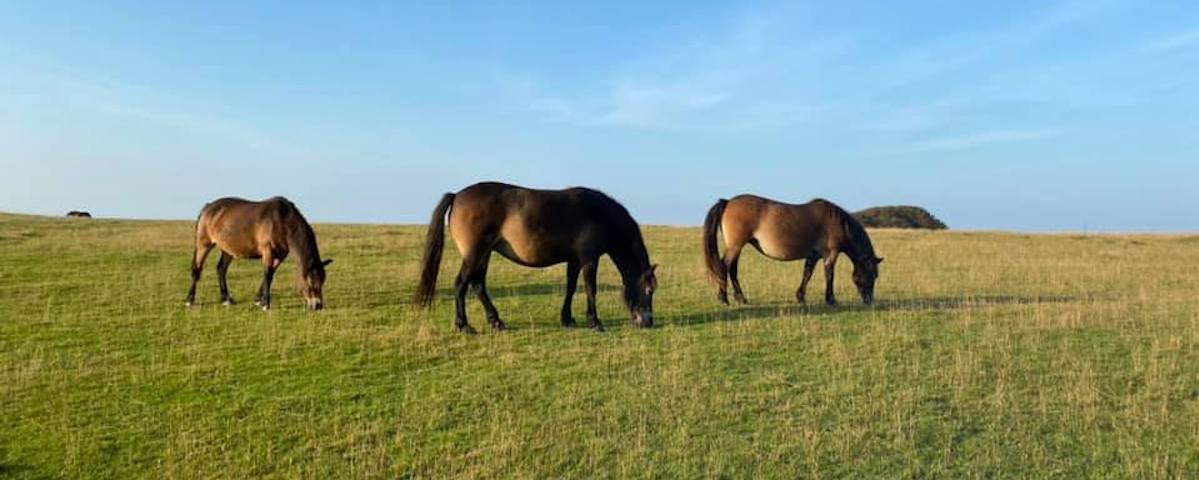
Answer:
[
  {"left": 415, "top": 192, "right": 456, "bottom": 308},
  {"left": 702, "top": 198, "right": 729, "bottom": 285},
  {"left": 190, "top": 206, "right": 208, "bottom": 271}
]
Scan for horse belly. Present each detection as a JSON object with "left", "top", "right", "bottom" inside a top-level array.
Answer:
[
  {"left": 215, "top": 238, "right": 264, "bottom": 259},
  {"left": 208, "top": 224, "right": 265, "bottom": 259},
  {"left": 494, "top": 222, "right": 568, "bottom": 268},
  {"left": 753, "top": 228, "right": 818, "bottom": 261}
]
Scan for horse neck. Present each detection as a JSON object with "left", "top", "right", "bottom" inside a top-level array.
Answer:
[
  {"left": 611, "top": 244, "right": 648, "bottom": 279},
  {"left": 609, "top": 235, "right": 650, "bottom": 308},
  {"left": 836, "top": 218, "right": 875, "bottom": 267},
  {"left": 287, "top": 222, "right": 321, "bottom": 275}
]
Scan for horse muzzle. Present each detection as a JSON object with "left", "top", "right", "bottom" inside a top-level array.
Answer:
[{"left": 633, "top": 312, "right": 654, "bottom": 328}]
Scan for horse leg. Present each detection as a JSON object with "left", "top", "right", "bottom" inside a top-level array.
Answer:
[
  {"left": 582, "top": 260, "right": 604, "bottom": 332},
  {"left": 185, "top": 242, "right": 214, "bottom": 307},
  {"left": 258, "top": 252, "right": 279, "bottom": 311},
  {"left": 452, "top": 252, "right": 483, "bottom": 334},
  {"left": 796, "top": 256, "right": 819, "bottom": 304},
  {"left": 560, "top": 261, "right": 580, "bottom": 327},
  {"left": 470, "top": 252, "right": 505, "bottom": 331},
  {"left": 253, "top": 253, "right": 284, "bottom": 307},
  {"left": 216, "top": 251, "right": 234, "bottom": 305},
  {"left": 725, "top": 245, "right": 748, "bottom": 304},
  {"left": 713, "top": 242, "right": 732, "bottom": 305},
  {"left": 824, "top": 250, "right": 840, "bottom": 306}
]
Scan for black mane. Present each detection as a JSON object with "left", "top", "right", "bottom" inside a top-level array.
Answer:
[
  {"left": 819, "top": 199, "right": 877, "bottom": 264},
  {"left": 278, "top": 199, "right": 324, "bottom": 278}
]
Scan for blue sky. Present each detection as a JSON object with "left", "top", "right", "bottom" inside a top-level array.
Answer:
[{"left": 1, "top": 1, "right": 1197, "bottom": 231}]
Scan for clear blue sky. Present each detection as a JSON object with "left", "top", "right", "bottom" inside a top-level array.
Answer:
[{"left": 2, "top": 1, "right": 1196, "bottom": 231}]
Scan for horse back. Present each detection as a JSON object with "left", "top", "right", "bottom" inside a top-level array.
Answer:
[
  {"left": 197, "top": 197, "right": 297, "bottom": 258},
  {"left": 724, "top": 195, "right": 837, "bottom": 260},
  {"left": 450, "top": 183, "right": 621, "bottom": 266}
]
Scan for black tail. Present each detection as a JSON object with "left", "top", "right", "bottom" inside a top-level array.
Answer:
[
  {"left": 414, "top": 193, "right": 455, "bottom": 308},
  {"left": 702, "top": 198, "right": 729, "bottom": 286}
]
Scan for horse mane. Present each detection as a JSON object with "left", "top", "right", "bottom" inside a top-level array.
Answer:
[
  {"left": 815, "top": 198, "right": 877, "bottom": 263},
  {"left": 576, "top": 187, "right": 650, "bottom": 307},
  {"left": 584, "top": 188, "right": 650, "bottom": 263},
  {"left": 278, "top": 198, "right": 323, "bottom": 276}
]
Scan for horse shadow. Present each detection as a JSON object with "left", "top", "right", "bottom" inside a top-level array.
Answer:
[
  {"left": 667, "top": 294, "right": 1079, "bottom": 326},
  {"left": 328, "top": 281, "right": 623, "bottom": 313},
  {"left": 433, "top": 282, "right": 619, "bottom": 300},
  {"left": 0, "top": 464, "right": 32, "bottom": 477}
]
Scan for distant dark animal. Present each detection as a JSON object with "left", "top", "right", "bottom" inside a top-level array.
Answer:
[
  {"left": 703, "top": 195, "right": 882, "bottom": 306},
  {"left": 185, "top": 197, "right": 332, "bottom": 310},
  {"left": 65, "top": 211, "right": 91, "bottom": 218},
  {"left": 415, "top": 182, "right": 658, "bottom": 333},
  {"left": 854, "top": 205, "right": 947, "bottom": 230}
]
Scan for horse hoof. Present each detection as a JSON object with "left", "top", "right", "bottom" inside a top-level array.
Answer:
[
  {"left": 185, "top": 301, "right": 194, "bottom": 308},
  {"left": 458, "top": 324, "right": 478, "bottom": 335},
  {"left": 222, "top": 300, "right": 234, "bottom": 306},
  {"left": 561, "top": 317, "right": 578, "bottom": 328},
  {"left": 717, "top": 292, "right": 729, "bottom": 305},
  {"left": 261, "top": 305, "right": 271, "bottom": 311},
  {"left": 590, "top": 322, "right": 606, "bottom": 333},
  {"left": 492, "top": 322, "right": 508, "bottom": 331}
]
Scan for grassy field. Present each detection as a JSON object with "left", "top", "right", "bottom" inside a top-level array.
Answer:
[{"left": 2, "top": 211, "right": 1198, "bottom": 478}]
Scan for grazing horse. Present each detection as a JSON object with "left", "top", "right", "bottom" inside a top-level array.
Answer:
[
  {"left": 702, "top": 195, "right": 882, "bottom": 306},
  {"left": 414, "top": 182, "right": 658, "bottom": 333},
  {"left": 66, "top": 211, "right": 91, "bottom": 218},
  {"left": 185, "top": 197, "right": 332, "bottom": 310}
]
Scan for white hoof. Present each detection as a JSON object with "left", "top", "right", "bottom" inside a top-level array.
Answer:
[
  {"left": 185, "top": 301, "right": 194, "bottom": 308},
  {"left": 222, "top": 300, "right": 233, "bottom": 306}
]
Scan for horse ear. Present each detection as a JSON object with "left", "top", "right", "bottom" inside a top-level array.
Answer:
[
  {"left": 322, "top": 259, "right": 334, "bottom": 267},
  {"left": 642, "top": 264, "right": 659, "bottom": 292},
  {"left": 874, "top": 257, "right": 883, "bottom": 264}
]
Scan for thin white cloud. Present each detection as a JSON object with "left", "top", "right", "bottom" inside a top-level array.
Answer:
[
  {"left": 497, "top": 4, "right": 840, "bottom": 133},
  {"left": 499, "top": 0, "right": 1170, "bottom": 144},
  {"left": 904, "top": 129, "right": 1058, "bottom": 153},
  {"left": 1144, "top": 29, "right": 1199, "bottom": 52},
  {"left": 1, "top": 50, "right": 299, "bottom": 156},
  {"left": 598, "top": 82, "right": 731, "bottom": 129}
]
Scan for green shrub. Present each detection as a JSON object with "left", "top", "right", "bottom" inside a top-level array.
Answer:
[{"left": 854, "top": 205, "right": 947, "bottom": 229}]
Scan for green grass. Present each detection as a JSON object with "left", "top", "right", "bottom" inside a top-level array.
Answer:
[{"left": 2, "top": 212, "right": 1198, "bottom": 478}]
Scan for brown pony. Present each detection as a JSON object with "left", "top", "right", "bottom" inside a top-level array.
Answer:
[
  {"left": 185, "top": 197, "right": 332, "bottom": 310},
  {"left": 703, "top": 195, "right": 882, "bottom": 306},
  {"left": 414, "top": 182, "right": 658, "bottom": 333},
  {"left": 65, "top": 211, "right": 92, "bottom": 218}
]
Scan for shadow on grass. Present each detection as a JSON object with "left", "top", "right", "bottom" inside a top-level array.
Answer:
[
  {"left": 310, "top": 282, "right": 621, "bottom": 311},
  {"left": 433, "top": 282, "right": 619, "bottom": 299},
  {"left": 0, "top": 464, "right": 32, "bottom": 476},
  {"left": 668, "top": 294, "right": 1079, "bottom": 326}
]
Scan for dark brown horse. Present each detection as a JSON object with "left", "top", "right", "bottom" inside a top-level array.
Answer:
[
  {"left": 65, "top": 211, "right": 91, "bottom": 218},
  {"left": 703, "top": 195, "right": 882, "bottom": 306},
  {"left": 415, "top": 182, "right": 658, "bottom": 333},
  {"left": 185, "top": 197, "right": 332, "bottom": 310}
]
